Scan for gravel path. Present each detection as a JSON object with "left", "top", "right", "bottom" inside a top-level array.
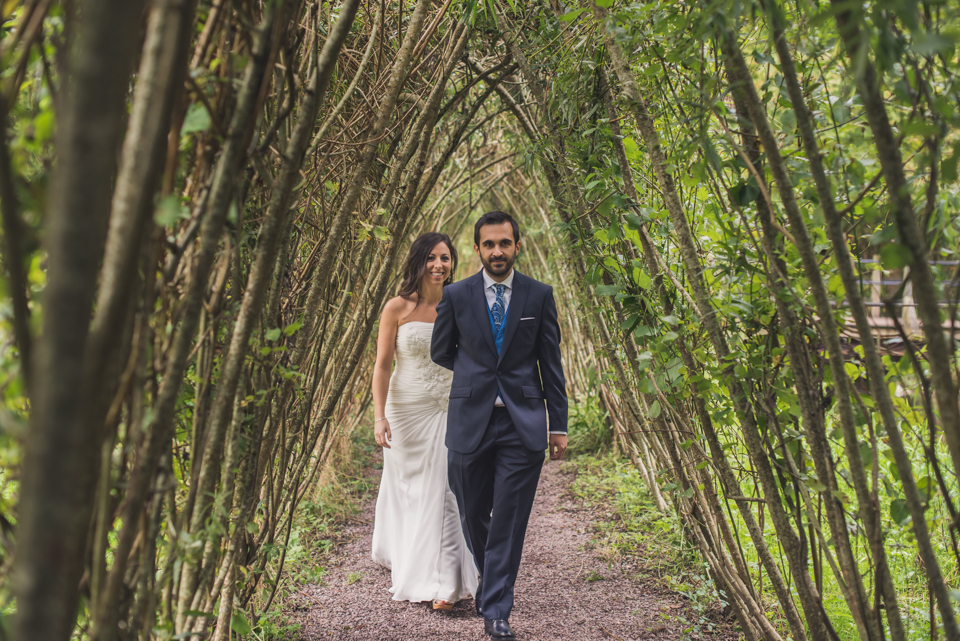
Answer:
[{"left": 290, "top": 458, "right": 732, "bottom": 641}]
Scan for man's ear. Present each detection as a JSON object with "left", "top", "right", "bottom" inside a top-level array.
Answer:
[
  {"left": 473, "top": 244, "right": 480, "bottom": 256},
  {"left": 516, "top": 240, "right": 522, "bottom": 254}
]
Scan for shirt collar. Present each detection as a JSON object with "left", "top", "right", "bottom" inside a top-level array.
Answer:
[{"left": 481, "top": 267, "right": 514, "bottom": 290}]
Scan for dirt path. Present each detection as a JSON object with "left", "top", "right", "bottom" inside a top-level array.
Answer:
[{"left": 290, "top": 458, "right": 729, "bottom": 640}]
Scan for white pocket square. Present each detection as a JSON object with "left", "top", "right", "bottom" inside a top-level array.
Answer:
[{"left": 520, "top": 317, "right": 536, "bottom": 320}]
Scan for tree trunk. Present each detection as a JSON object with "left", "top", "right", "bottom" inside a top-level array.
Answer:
[{"left": 12, "top": 1, "right": 146, "bottom": 639}]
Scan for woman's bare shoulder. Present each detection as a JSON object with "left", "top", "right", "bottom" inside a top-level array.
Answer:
[{"left": 383, "top": 295, "right": 417, "bottom": 318}]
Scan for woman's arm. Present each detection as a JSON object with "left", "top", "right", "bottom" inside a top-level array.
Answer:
[{"left": 373, "top": 298, "right": 402, "bottom": 448}]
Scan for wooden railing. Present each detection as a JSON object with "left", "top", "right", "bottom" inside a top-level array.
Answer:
[{"left": 838, "top": 259, "right": 960, "bottom": 341}]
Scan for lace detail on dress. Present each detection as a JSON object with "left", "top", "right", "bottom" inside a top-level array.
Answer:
[{"left": 406, "top": 329, "right": 453, "bottom": 412}]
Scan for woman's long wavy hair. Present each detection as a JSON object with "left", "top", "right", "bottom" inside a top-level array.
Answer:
[{"left": 398, "top": 232, "right": 458, "bottom": 299}]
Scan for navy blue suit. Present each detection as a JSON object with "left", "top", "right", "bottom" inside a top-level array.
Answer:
[{"left": 431, "top": 269, "right": 567, "bottom": 620}]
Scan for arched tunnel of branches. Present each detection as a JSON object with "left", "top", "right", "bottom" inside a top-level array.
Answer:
[{"left": 1, "top": 0, "right": 960, "bottom": 639}]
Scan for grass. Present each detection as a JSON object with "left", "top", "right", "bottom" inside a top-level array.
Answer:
[
  {"left": 569, "top": 452, "right": 736, "bottom": 640},
  {"left": 251, "top": 425, "right": 378, "bottom": 639},
  {"left": 566, "top": 392, "right": 612, "bottom": 455}
]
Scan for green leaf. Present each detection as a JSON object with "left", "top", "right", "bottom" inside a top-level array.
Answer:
[
  {"left": 752, "top": 49, "right": 776, "bottom": 65},
  {"left": 701, "top": 136, "right": 723, "bottom": 173},
  {"left": 0, "top": 611, "right": 10, "bottom": 640},
  {"left": 231, "top": 612, "right": 253, "bottom": 636},
  {"left": 731, "top": 182, "right": 760, "bottom": 206},
  {"left": 181, "top": 102, "right": 211, "bottom": 135},
  {"left": 779, "top": 108, "right": 796, "bottom": 134},
  {"left": 283, "top": 320, "right": 303, "bottom": 336},
  {"left": 635, "top": 269, "right": 652, "bottom": 290},
  {"left": 860, "top": 442, "right": 873, "bottom": 470},
  {"left": 622, "top": 137, "right": 641, "bottom": 161},
  {"left": 34, "top": 110, "right": 55, "bottom": 143},
  {"left": 941, "top": 141, "right": 960, "bottom": 183},
  {"left": 594, "top": 0, "right": 614, "bottom": 7},
  {"left": 559, "top": 7, "right": 586, "bottom": 21},
  {"left": 880, "top": 243, "right": 913, "bottom": 270},
  {"left": 648, "top": 399, "right": 661, "bottom": 418},
  {"left": 597, "top": 199, "right": 614, "bottom": 220},
  {"left": 585, "top": 263, "right": 603, "bottom": 285},
  {"left": 265, "top": 328, "right": 281, "bottom": 342},
  {"left": 844, "top": 362, "right": 860, "bottom": 379},
  {"left": 890, "top": 498, "right": 911, "bottom": 526},
  {"left": 911, "top": 31, "right": 956, "bottom": 56},
  {"left": 900, "top": 120, "right": 940, "bottom": 138},
  {"left": 595, "top": 284, "right": 618, "bottom": 296},
  {"left": 868, "top": 224, "right": 897, "bottom": 245},
  {"left": 227, "top": 201, "right": 239, "bottom": 226},
  {"left": 155, "top": 195, "right": 189, "bottom": 227},
  {"left": 623, "top": 213, "right": 644, "bottom": 230},
  {"left": 633, "top": 325, "right": 654, "bottom": 338},
  {"left": 230, "top": 53, "right": 249, "bottom": 71}
]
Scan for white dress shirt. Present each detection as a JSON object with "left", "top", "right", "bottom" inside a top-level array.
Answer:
[
  {"left": 482, "top": 267, "right": 514, "bottom": 310},
  {"left": 482, "top": 268, "right": 513, "bottom": 406}
]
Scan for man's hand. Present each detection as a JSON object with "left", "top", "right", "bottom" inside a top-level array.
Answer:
[{"left": 549, "top": 433, "right": 567, "bottom": 460}]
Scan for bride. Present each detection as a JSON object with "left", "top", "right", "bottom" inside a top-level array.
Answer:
[{"left": 370, "top": 232, "right": 479, "bottom": 610}]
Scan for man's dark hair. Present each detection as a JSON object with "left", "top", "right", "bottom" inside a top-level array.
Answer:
[{"left": 474, "top": 210, "right": 520, "bottom": 246}]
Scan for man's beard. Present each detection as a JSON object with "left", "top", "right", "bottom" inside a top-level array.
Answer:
[{"left": 481, "top": 253, "right": 514, "bottom": 276}]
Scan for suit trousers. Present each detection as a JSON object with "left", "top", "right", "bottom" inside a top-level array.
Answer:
[{"left": 447, "top": 407, "right": 544, "bottom": 621}]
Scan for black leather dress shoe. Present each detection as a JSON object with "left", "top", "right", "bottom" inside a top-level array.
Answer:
[{"left": 484, "top": 619, "right": 516, "bottom": 640}]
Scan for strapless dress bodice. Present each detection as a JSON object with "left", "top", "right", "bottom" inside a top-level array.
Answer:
[{"left": 391, "top": 321, "right": 453, "bottom": 413}]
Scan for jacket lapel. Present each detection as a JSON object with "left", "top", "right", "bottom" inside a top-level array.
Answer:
[
  {"left": 497, "top": 271, "right": 528, "bottom": 366},
  {"left": 469, "top": 272, "right": 498, "bottom": 358}
]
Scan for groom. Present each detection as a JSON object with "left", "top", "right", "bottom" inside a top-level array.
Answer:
[{"left": 431, "top": 211, "right": 568, "bottom": 640}]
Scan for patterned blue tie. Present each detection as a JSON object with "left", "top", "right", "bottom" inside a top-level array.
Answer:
[{"left": 491, "top": 284, "right": 506, "bottom": 331}]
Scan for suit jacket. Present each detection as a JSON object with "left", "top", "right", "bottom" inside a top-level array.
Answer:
[{"left": 431, "top": 269, "right": 568, "bottom": 454}]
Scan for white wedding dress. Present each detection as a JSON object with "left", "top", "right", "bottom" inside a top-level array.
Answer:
[{"left": 371, "top": 321, "right": 479, "bottom": 603}]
